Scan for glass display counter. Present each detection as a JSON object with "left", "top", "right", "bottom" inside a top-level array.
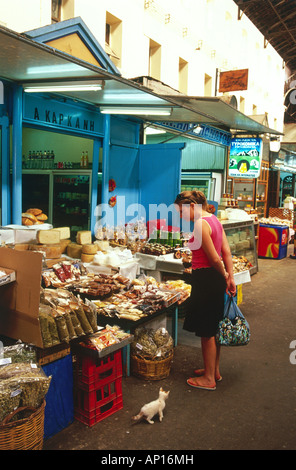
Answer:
[{"left": 222, "top": 219, "right": 258, "bottom": 275}]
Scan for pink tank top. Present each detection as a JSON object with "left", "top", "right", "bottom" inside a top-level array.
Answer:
[{"left": 189, "top": 215, "right": 223, "bottom": 270}]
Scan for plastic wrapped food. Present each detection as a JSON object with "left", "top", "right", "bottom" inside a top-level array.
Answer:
[
  {"left": 2, "top": 341, "right": 37, "bottom": 364},
  {"left": 0, "top": 382, "right": 21, "bottom": 422},
  {"left": 39, "top": 304, "right": 60, "bottom": 347},
  {"left": 69, "top": 308, "right": 84, "bottom": 337},
  {"left": 84, "top": 299, "right": 98, "bottom": 331},
  {"left": 75, "top": 305, "right": 93, "bottom": 335},
  {"left": 2, "top": 370, "right": 51, "bottom": 409},
  {"left": 39, "top": 311, "right": 53, "bottom": 348},
  {"left": 0, "top": 363, "right": 41, "bottom": 380},
  {"left": 131, "top": 327, "right": 173, "bottom": 360},
  {"left": 52, "top": 310, "right": 70, "bottom": 343},
  {"left": 131, "top": 327, "right": 157, "bottom": 359},
  {"left": 153, "top": 328, "right": 174, "bottom": 358},
  {"left": 64, "top": 311, "right": 77, "bottom": 340},
  {"left": 0, "top": 363, "right": 51, "bottom": 418}
]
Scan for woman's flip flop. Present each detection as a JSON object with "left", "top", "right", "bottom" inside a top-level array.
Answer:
[
  {"left": 187, "top": 378, "right": 216, "bottom": 391},
  {"left": 194, "top": 369, "right": 222, "bottom": 382}
]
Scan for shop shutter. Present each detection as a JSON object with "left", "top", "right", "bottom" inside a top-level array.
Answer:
[{"left": 138, "top": 143, "right": 184, "bottom": 226}]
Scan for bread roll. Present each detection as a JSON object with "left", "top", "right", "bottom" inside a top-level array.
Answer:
[
  {"left": 37, "top": 213, "right": 48, "bottom": 221},
  {"left": 22, "top": 212, "right": 37, "bottom": 222},
  {"left": 26, "top": 208, "right": 43, "bottom": 216},
  {"left": 22, "top": 217, "right": 34, "bottom": 226}
]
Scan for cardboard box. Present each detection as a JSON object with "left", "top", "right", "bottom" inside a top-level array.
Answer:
[
  {"left": 4, "top": 224, "right": 53, "bottom": 244},
  {"left": 0, "top": 247, "right": 44, "bottom": 348}
]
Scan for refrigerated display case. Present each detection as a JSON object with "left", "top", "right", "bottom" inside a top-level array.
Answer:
[
  {"left": 22, "top": 172, "right": 50, "bottom": 217},
  {"left": 22, "top": 170, "right": 102, "bottom": 238},
  {"left": 181, "top": 171, "right": 222, "bottom": 201},
  {"left": 53, "top": 173, "right": 91, "bottom": 233},
  {"left": 222, "top": 219, "right": 258, "bottom": 274}
]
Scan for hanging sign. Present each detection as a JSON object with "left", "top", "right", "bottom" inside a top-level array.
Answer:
[
  {"left": 229, "top": 137, "right": 262, "bottom": 179},
  {"left": 219, "top": 69, "right": 249, "bottom": 93},
  {"left": 155, "top": 121, "right": 231, "bottom": 146}
]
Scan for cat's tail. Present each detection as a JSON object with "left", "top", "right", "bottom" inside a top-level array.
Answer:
[{"left": 131, "top": 411, "right": 144, "bottom": 424}]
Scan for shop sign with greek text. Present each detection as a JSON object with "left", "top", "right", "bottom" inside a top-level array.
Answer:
[{"left": 229, "top": 137, "right": 262, "bottom": 178}]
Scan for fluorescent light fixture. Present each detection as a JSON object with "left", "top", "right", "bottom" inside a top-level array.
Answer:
[
  {"left": 145, "top": 127, "right": 166, "bottom": 135},
  {"left": 192, "top": 125, "right": 203, "bottom": 134},
  {"left": 100, "top": 106, "right": 172, "bottom": 116},
  {"left": 24, "top": 84, "right": 102, "bottom": 93}
]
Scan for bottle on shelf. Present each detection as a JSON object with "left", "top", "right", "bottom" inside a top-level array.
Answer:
[
  {"left": 84, "top": 151, "right": 89, "bottom": 168},
  {"left": 32, "top": 150, "right": 36, "bottom": 169},
  {"left": 80, "top": 151, "right": 85, "bottom": 168},
  {"left": 43, "top": 150, "right": 47, "bottom": 169},
  {"left": 28, "top": 151, "right": 32, "bottom": 169},
  {"left": 51, "top": 150, "right": 55, "bottom": 169}
]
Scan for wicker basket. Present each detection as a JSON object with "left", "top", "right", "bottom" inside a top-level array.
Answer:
[
  {"left": 0, "top": 400, "right": 45, "bottom": 450},
  {"left": 131, "top": 351, "right": 173, "bottom": 380}
]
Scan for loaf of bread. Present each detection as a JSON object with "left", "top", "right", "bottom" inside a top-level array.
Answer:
[
  {"left": 26, "top": 208, "right": 43, "bottom": 216},
  {"left": 37, "top": 213, "right": 48, "bottom": 221}
]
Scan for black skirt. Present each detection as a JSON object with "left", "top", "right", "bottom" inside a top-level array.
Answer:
[{"left": 183, "top": 267, "right": 226, "bottom": 338}]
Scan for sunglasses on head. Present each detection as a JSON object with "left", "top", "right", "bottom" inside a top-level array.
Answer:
[{"left": 175, "top": 194, "right": 197, "bottom": 204}]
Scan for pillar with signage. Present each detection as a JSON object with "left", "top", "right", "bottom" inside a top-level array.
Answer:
[{"left": 226, "top": 137, "right": 269, "bottom": 218}]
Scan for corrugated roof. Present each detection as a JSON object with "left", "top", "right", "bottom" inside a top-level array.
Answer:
[{"left": 233, "top": 0, "right": 296, "bottom": 74}]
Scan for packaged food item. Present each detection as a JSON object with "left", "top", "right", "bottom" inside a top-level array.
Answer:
[
  {"left": 131, "top": 327, "right": 174, "bottom": 360},
  {"left": 1, "top": 341, "right": 37, "bottom": 364}
]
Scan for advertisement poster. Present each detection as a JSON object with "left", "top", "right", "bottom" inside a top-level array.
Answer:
[{"left": 229, "top": 137, "right": 262, "bottom": 178}]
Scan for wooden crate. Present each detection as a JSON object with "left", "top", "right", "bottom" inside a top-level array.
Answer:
[{"left": 36, "top": 343, "right": 71, "bottom": 366}]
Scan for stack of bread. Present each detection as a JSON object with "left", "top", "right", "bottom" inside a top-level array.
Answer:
[{"left": 22, "top": 208, "right": 48, "bottom": 225}]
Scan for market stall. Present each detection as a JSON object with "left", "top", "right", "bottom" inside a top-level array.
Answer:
[{"left": 0, "top": 220, "right": 192, "bottom": 435}]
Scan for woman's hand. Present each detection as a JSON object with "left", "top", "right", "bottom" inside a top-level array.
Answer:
[{"left": 226, "top": 275, "right": 236, "bottom": 297}]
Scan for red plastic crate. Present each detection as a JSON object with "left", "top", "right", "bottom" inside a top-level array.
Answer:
[
  {"left": 73, "top": 349, "right": 122, "bottom": 391},
  {"left": 74, "top": 376, "right": 122, "bottom": 412},
  {"left": 73, "top": 349, "right": 123, "bottom": 426},
  {"left": 74, "top": 395, "right": 123, "bottom": 427}
]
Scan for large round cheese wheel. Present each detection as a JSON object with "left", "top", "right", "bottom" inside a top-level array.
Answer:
[
  {"left": 81, "top": 253, "right": 95, "bottom": 263},
  {"left": 82, "top": 244, "right": 97, "bottom": 255},
  {"left": 67, "top": 243, "right": 82, "bottom": 259},
  {"left": 29, "top": 244, "right": 63, "bottom": 259}
]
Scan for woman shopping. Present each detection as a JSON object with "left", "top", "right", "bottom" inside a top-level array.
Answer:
[{"left": 175, "top": 190, "right": 236, "bottom": 391}]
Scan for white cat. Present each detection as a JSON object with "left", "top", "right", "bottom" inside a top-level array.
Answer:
[{"left": 132, "top": 387, "right": 170, "bottom": 425}]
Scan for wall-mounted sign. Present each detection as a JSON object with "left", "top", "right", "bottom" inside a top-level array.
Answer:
[
  {"left": 229, "top": 137, "right": 262, "bottom": 179},
  {"left": 156, "top": 121, "right": 232, "bottom": 146},
  {"left": 219, "top": 68, "right": 249, "bottom": 93},
  {"left": 23, "top": 94, "right": 104, "bottom": 137}
]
